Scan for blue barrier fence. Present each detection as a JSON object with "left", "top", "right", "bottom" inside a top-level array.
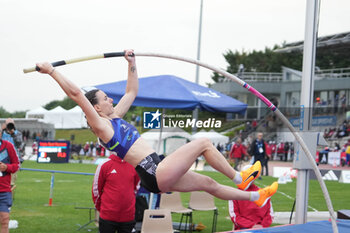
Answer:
[
  {"left": 20, "top": 168, "right": 94, "bottom": 206},
  {"left": 20, "top": 168, "right": 94, "bottom": 176}
]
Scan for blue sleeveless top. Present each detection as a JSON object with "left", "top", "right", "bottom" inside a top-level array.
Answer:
[{"left": 100, "top": 118, "right": 141, "bottom": 159}]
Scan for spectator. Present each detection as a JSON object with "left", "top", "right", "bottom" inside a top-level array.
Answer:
[
  {"left": 316, "top": 97, "right": 321, "bottom": 105},
  {"left": 92, "top": 154, "right": 140, "bottom": 233},
  {"left": 277, "top": 142, "right": 285, "bottom": 160},
  {"left": 340, "top": 94, "right": 346, "bottom": 113},
  {"left": 131, "top": 114, "right": 136, "bottom": 126},
  {"left": 284, "top": 142, "right": 290, "bottom": 162},
  {"left": 250, "top": 133, "right": 267, "bottom": 177},
  {"left": 32, "top": 141, "right": 38, "bottom": 155},
  {"left": 76, "top": 144, "right": 82, "bottom": 156},
  {"left": 228, "top": 165, "right": 273, "bottom": 231},
  {"left": 0, "top": 130, "right": 20, "bottom": 233},
  {"left": 252, "top": 119, "right": 257, "bottom": 130},
  {"left": 1, "top": 119, "right": 23, "bottom": 160},
  {"left": 229, "top": 138, "right": 248, "bottom": 171},
  {"left": 346, "top": 144, "right": 350, "bottom": 167},
  {"left": 265, "top": 141, "right": 272, "bottom": 171},
  {"left": 270, "top": 141, "right": 277, "bottom": 160},
  {"left": 25, "top": 130, "right": 30, "bottom": 141},
  {"left": 289, "top": 142, "right": 294, "bottom": 160},
  {"left": 89, "top": 141, "right": 94, "bottom": 156},
  {"left": 334, "top": 94, "right": 339, "bottom": 113},
  {"left": 135, "top": 115, "right": 141, "bottom": 127},
  {"left": 246, "top": 121, "right": 251, "bottom": 131},
  {"left": 83, "top": 142, "right": 89, "bottom": 156},
  {"left": 96, "top": 142, "right": 101, "bottom": 156},
  {"left": 334, "top": 143, "right": 341, "bottom": 152},
  {"left": 35, "top": 132, "right": 40, "bottom": 141},
  {"left": 100, "top": 146, "right": 105, "bottom": 157},
  {"left": 324, "top": 120, "right": 350, "bottom": 139},
  {"left": 22, "top": 130, "right": 27, "bottom": 142},
  {"left": 1, "top": 119, "right": 23, "bottom": 193},
  {"left": 92, "top": 145, "right": 97, "bottom": 157}
]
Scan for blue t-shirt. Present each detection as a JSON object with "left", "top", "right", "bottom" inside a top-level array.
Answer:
[
  {"left": 1, "top": 131, "right": 14, "bottom": 147},
  {"left": 1, "top": 130, "right": 21, "bottom": 157},
  {"left": 100, "top": 118, "right": 140, "bottom": 159}
]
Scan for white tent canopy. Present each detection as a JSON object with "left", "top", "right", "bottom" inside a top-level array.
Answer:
[
  {"left": 44, "top": 106, "right": 67, "bottom": 128},
  {"left": 141, "top": 127, "right": 192, "bottom": 155},
  {"left": 192, "top": 129, "right": 229, "bottom": 146},
  {"left": 26, "top": 106, "right": 87, "bottom": 129},
  {"left": 65, "top": 106, "right": 88, "bottom": 129},
  {"left": 25, "top": 106, "right": 48, "bottom": 119}
]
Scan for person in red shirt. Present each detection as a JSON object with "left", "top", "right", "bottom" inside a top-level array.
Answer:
[
  {"left": 0, "top": 131, "right": 20, "bottom": 233},
  {"left": 229, "top": 138, "right": 249, "bottom": 170},
  {"left": 92, "top": 154, "right": 140, "bottom": 233},
  {"left": 228, "top": 165, "right": 273, "bottom": 231},
  {"left": 252, "top": 119, "right": 257, "bottom": 129},
  {"left": 263, "top": 142, "right": 272, "bottom": 176}
]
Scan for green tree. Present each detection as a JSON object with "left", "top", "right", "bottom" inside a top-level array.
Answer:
[
  {"left": 10, "top": 111, "right": 26, "bottom": 118},
  {"left": 0, "top": 106, "right": 26, "bottom": 118},
  {"left": 222, "top": 46, "right": 302, "bottom": 74},
  {"left": 0, "top": 106, "right": 11, "bottom": 118},
  {"left": 212, "top": 43, "right": 349, "bottom": 83},
  {"left": 44, "top": 97, "right": 77, "bottom": 110}
]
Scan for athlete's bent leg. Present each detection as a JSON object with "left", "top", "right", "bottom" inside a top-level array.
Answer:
[
  {"left": 166, "top": 170, "right": 251, "bottom": 201},
  {"left": 156, "top": 138, "right": 237, "bottom": 190}
]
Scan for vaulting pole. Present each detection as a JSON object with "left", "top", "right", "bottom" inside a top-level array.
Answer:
[{"left": 23, "top": 51, "right": 338, "bottom": 233}]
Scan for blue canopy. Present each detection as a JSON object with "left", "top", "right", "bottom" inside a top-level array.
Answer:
[{"left": 95, "top": 75, "right": 247, "bottom": 114}]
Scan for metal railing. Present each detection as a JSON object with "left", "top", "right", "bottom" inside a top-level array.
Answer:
[
  {"left": 218, "top": 67, "right": 350, "bottom": 83},
  {"left": 315, "top": 67, "right": 350, "bottom": 79},
  {"left": 220, "top": 72, "right": 283, "bottom": 82}
]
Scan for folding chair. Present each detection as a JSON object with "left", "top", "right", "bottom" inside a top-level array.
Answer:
[
  {"left": 141, "top": 209, "right": 174, "bottom": 233},
  {"left": 159, "top": 192, "right": 193, "bottom": 233},
  {"left": 188, "top": 191, "right": 218, "bottom": 233},
  {"left": 75, "top": 207, "right": 99, "bottom": 231}
]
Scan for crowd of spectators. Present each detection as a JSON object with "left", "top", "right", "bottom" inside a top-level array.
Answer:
[
  {"left": 314, "top": 94, "right": 347, "bottom": 114},
  {"left": 70, "top": 141, "right": 108, "bottom": 157},
  {"left": 323, "top": 120, "right": 350, "bottom": 139},
  {"left": 317, "top": 139, "right": 350, "bottom": 167},
  {"left": 225, "top": 140, "right": 294, "bottom": 162}
]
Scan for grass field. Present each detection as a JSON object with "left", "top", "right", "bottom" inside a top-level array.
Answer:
[
  {"left": 55, "top": 129, "right": 96, "bottom": 145},
  {"left": 10, "top": 161, "right": 350, "bottom": 233}
]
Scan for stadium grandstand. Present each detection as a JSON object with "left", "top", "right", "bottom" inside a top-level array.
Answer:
[{"left": 211, "top": 31, "right": 350, "bottom": 144}]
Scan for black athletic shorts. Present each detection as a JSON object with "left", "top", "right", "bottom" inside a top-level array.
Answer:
[{"left": 135, "top": 152, "right": 162, "bottom": 193}]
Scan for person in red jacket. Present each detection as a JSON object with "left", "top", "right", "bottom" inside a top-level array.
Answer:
[
  {"left": 0, "top": 131, "right": 20, "bottom": 233},
  {"left": 228, "top": 165, "right": 273, "bottom": 231},
  {"left": 92, "top": 153, "right": 140, "bottom": 233},
  {"left": 229, "top": 138, "right": 249, "bottom": 170}
]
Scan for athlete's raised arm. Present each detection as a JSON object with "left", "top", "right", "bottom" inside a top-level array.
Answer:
[
  {"left": 36, "top": 62, "right": 113, "bottom": 141},
  {"left": 113, "top": 49, "right": 139, "bottom": 118}
]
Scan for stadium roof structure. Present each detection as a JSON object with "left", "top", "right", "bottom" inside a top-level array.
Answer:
[{"left": 275, "top": 31, "right": 350, "bottom": 53}]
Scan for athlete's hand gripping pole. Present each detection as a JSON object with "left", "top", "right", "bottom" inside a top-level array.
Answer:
[{"left": 22, "top": 52, "right": 134, "bottom": 73}]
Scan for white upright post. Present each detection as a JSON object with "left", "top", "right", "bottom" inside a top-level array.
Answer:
[
  {"left": 193, "top": 0, "right": 203, "bottom": 133},
  {"left": 295, "top": 0, "right": 319, "bottom": 224}
]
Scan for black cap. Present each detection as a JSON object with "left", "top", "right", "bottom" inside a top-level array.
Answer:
[{"left": 6, "top": 123, "right": 15, "bottom": 131}]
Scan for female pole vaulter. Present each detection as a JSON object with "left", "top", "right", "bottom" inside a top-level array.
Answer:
[{"left": 36, "top": 49, "right": 277, "bottom": 207}]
